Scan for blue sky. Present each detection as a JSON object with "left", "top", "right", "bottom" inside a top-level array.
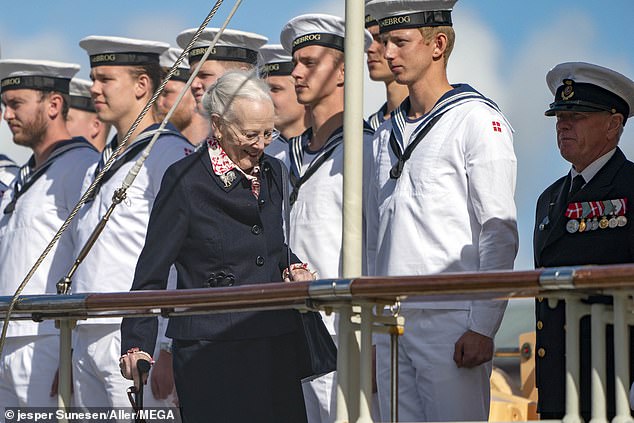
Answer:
[{"left": 1, "top": 0, "right": 634, "bottom": 271}]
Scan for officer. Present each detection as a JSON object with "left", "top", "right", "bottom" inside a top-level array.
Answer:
[
  {"left": 70, "top": 35, "right": 193, "bottom": 410},
  {"left": 280, "top": 14, "right": 374, "bottom": 423},
  {"left": 258, "top": 44, "right": 310, "bottom": 165},
  {"left": 157, "top": 47, "right": 209, "bottom": 145},
  {"left": 66, "top": 77, "right": 111, "bottom": 152},
  {"left": 364, "top": 4, "right": 408, "bottom": 130},
  {"left": 533, "top": 61, "right": 634, "bottom": 420},
  {"left": 365, "top": 0, "right": 518, "bottom": 420},
  {"left": 0, "top": 59, "right": 99, "bottom": 407}
]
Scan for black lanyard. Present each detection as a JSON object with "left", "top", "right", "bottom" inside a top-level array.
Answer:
[{"left": 388, "top": 114, "right": 443, "bottom": 179}]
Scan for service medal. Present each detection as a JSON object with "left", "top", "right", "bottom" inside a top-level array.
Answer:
[
  {"left": 578, "top": 219, "right": 587, "bottom": 232},
  {"left": 609, "top": 216, "right": 618, "bottom": 228},
  {"left": 590, "top": 217, "right": 599, "bottom": 231},
  {"left": 599, "top": 216, "right": 609, "bottom": 229},
  {"left": 566, "top": 219, "right": 580, "bottom": 233},
  {"left": 617, "top": 215, "right": 628, "bottom": 227}
]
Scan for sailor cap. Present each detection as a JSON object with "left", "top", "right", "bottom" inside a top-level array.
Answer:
[
  {"left": 69, "top": 78, "right": 95, "bottom": 112},
  {"left": 365, "top": 0, "right": 457, "bottom": 33},
  {"left": 545, "top": 62, "right": 634, "bottom": 122},
  {"left": 365, "top": 0, "right": 379, "bottom": 28},
  {"left": 79, "top": 35, "right": 169, "bottom": 68},
  {"left": 280, "top": 13, "right": 373, "bottom": 55},
  {"left": 160, "top": 47, "right": 190, "bottom": 83},
  {"left": 176, "top": 28, "right": 267, "bottom": 66},
  {"left": 258, "top": 44, "right": 294, "bottom": 77},
  {"left": 0, "top": 59, "right": 80, "bottom": 94}
]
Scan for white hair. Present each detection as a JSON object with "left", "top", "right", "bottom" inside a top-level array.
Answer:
[{"left": 201, "top": 70, "right": 272, "bottom": 122}]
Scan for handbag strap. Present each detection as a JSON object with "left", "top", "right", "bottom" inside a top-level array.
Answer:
[{"left": 279, "top": 161, "right": 294, "bottom": 282}]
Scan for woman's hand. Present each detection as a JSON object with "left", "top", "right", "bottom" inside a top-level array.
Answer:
[
  {"left": 283, "top": 263, "right": 316, "bottom": 282},
  {"left": 119, "top": 349, "right": 153, "bottom": 389}
]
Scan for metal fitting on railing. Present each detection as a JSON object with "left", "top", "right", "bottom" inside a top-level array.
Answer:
[{"left": 539, "top": 267, "right": 576, "bottom": 290}]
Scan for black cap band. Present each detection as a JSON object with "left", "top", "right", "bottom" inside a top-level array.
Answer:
[
  {"left": 169, "top": 67, "right": 190, "bottom": 83},
  {"left": 378, "top": 10, "right": 452, "bottom": 33},
  {"left": 188, "top": 46, "right": 258, "bottom": 65},
  {"left": 545, "top": 80, "right": 630, "bottom": 120},
  {"left": 89, "top": 52, "right": 160, "bottom": 67},
  {"left": 1, "top": 76, "right": 70, "bottom": 93},
  {"left": 69, "top": 95, "right": 95, "bottom": 112},
  {"left": 292, "top": 33, "right": 345, "bottom": 54},
  {"left": 365, "top": 14, "right": 379, "bottom": 28},
  {"left": 260, "top": 61, "right": 295, "bottom": 77}
]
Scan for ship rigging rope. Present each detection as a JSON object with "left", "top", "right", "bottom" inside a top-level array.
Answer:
[{"left": 0, "top": 0, "right": 246, "bottom": 354}]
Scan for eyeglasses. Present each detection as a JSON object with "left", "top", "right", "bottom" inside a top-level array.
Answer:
[{"left": 223, "top": 119, "right": 280, "bottom": 144}]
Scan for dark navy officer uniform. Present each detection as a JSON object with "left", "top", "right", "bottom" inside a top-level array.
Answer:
[{"left": 533, "top": 61, "right": 634, "bottom": 420}]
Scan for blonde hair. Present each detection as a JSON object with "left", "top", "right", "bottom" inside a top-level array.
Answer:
[{"left": 419, "top": 26, "right": 455, "bottom": 66}]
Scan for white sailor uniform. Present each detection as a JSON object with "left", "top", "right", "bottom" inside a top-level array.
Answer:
[
  {"left": 0, "top": 155, "right": 18, "bottom": 199},
  {"left": 289, "top": 125, "right": 375, "bottom": 422},
  {"left": 70, "top": 124, "right": 192, "bottom": 408},
  {"left": 366, "top": 86, "right": 518, "bottom": 421},
  {"left": 0, "top": 139, "right": 98, "bottom": 407}
]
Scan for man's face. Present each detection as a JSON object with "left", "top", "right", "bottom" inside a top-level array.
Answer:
[
  {"left": 265, "top": 75, "right": 306, "bottom": 131},
  {"left": 66, "top": 107, "right": 95, "bottom": 139},
  {"left": 366, "top": 25, "right": 394, "bottom": 82},
  {"left": 190, "top": 60, "right": 229, "bottom": 105},
  {"left": 383, "top": 28, "right": 434, "bottom": 86},
  {"left": 555, "top": 111, "right": 617, "bottom": 171},
  {"left": 89, "top": 65, "right": 138, "bottom": 125},
  {"left": 291, "top": 45, "right": 344, "bottom": 106},
  {"left": 1, "top": 89, "right": 48, "bottom": 148},
  {"left": 156, "top": 80, "right": 196, "bottom": 131}
]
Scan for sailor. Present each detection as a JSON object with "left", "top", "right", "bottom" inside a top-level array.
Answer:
[
  {"left": 157, "top": 47, "right": 209, "bottom": 146},
  {"left": 66, "top": 77, "right": 111, "bottom": 152},
  {"left": 364, "top": 4, "right": 408, "bottom": 130},
  {"left": 258, "top": 44, "right": 310, "bottom": 166},
  {"left": 0, "top": 59, "right": 99, "bottom": 407},
  {"left": 0, "top": 152, "right": 18, "bottom": 200},
  {"left": 533, "top": 62, "right": 634, "bottom": 420},
  {"left": 280, "top": 14, "right": 374, "bottom": 423},
  {"left": 176, "top": 27, "right": 267, "bottom": 144},
  {"left": 70, "top": 35, "right": 193, "bottom": 410},
  {"left": 365, "top": 0, "right": 519, "bottom": 420}
]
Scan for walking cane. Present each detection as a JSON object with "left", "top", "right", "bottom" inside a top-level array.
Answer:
[{"left": 127, "top": 359, "right": 152, "bottom": 423}]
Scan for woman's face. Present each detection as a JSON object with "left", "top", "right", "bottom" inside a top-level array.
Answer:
[{"left": 216, "top": 98, "right": 275, "bottom": 172}]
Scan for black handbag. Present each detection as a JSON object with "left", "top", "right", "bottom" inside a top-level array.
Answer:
[{"left": 280, "top": 161, "right": 337, "bottom": 382}]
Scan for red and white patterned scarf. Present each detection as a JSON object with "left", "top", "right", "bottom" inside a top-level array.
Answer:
[{"left": 207, "top": 137, "right": 261, "bottom": 198}]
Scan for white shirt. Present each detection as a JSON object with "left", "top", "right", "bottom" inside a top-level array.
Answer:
[
  {"left": 0, "top": 156, "right": 19, "bottom": 199},
  {"left": 71, "top": 130, "right": 192, "bottom": 325},
  {"left": 366, "top": 100, "right": 519, "bottom": 337},
  {"left": 0, "top": 145, "right": 99, "bottom": 337},
  {"left": 570, "top": 148, "right": 616, "bottom": 185},
  {"left": 289, "top": 128, "right": 375, "bottom": 334}
]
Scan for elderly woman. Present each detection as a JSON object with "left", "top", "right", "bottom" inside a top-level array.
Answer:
[{"left": 120, "top": 70, "right": 311, "bottom": 423}]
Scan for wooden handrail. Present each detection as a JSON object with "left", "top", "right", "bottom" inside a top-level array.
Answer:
[{"left": 1, "top": 264, "right": 634, "bottom": 321}]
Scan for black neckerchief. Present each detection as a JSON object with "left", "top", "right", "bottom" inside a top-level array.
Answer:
[{"left": 4, "top": 137, "right": 97, "bottom": 214}]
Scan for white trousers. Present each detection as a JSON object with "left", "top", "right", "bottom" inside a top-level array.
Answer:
[
  {"left": 0, "top": 335, "right": 58, "bottom": 408},
  {"left": 303, "top": 371, "right": 336, "bottom": 423},
  {"left": 375, "top": 309, "right": 491, "bottom": 422}
]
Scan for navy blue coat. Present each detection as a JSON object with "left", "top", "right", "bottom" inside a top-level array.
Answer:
[
  {"left": 121, "top": 148, "right": 302, "bottom": 355},
  {"left": 533, "top": 147, "right": 634, "bottom": 418}
]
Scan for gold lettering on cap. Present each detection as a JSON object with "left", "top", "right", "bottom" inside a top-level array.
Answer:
[
  {"left": 1, "top": 77, "right": 21, "bottom": 88},
  {"left": 91, "top": 54, "right": 117, "bottom": 63},
  {"left": 380, "top": 15, "right": 412, "bottom": 27},
  {"left": 190, "top": 47, "right": 216, "bottom": 57},
  {"left": 293, "top": 33, "right": 322, "bottom": 47},
  {"left": 263, "top": 63, "right": 280, "bottom": 73}
]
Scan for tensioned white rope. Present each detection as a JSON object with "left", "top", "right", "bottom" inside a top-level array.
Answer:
[{"left": 0, "top": 0, "right": 245, "bottom": 354}]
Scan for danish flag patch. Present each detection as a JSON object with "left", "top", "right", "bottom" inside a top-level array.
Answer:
[{"left": 492, "top": 121, "right": 502, "bottom": 133}]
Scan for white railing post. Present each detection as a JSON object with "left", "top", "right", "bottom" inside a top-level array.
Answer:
[
  {"left": 612, "top": 293, "right": 633, "bottom": 423},
  {"left": 356, "top": 304, "right": 374, "bottom": 423},
  {"left": 57, "top": 319, "right": 74, "bottom": 419},
  {"left": 337, "top": 305, "right": 354, "bottom": 423},
  {"left": 590, "top": 303, "right": 608, "bottom": 423},
  {"left": 565, "top": 295, "right": 584, "bottom": 423}
]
